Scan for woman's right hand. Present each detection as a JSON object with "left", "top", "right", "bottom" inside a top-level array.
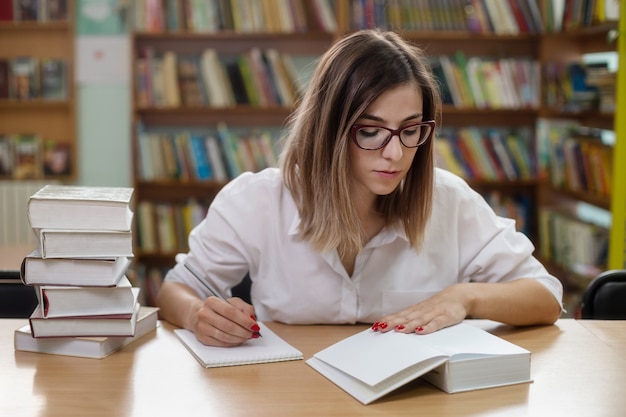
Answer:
[{"left": 191, "top": 296, "right": 260, "bottom": 347}]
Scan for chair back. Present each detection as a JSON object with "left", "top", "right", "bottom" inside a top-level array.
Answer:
[
  {"left": 0, "top": 270, "right": 38, "bottom": 318},
  {"left": 581, "top": 270, "right": 626, "bottom": 319}
]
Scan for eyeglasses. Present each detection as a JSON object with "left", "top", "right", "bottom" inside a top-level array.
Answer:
[{"left": 350, "top": 120, "right": 436, "bottom": 150}]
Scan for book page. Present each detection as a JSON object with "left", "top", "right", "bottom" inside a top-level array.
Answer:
[
  {"left": 313, "top": 329, "right": 449, "bottom": 387},
  {"left": 422, "top": 323, "right": 530, "bottom": 359},
  {"left": 307, "top": 355, "right": 447, "bottom": 405},
  {"left": 174, "top": 323, "right": 303, "bottom": 368}
]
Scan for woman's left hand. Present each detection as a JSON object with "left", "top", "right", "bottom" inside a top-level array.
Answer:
[{"left": 372, "top": 283, "right": 473, "bottom": 334}]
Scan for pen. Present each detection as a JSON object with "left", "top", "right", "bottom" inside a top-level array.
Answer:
[{"left": 184, "top": 263, "right": 261, "bottom": 338}]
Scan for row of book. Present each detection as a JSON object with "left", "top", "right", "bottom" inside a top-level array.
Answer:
[
  {"left": 431, "top": 54, "right": 540, "bottom": 109},
  {"left": 538, "top": 207, "right": 609, "bottom": 279},
  {"left": 0, "top": 57, "right": 69, "bottom": 101},
  {"left": 544, "top": 60, "right": 617, "bottom": 113},
  {"left": 434, "top": 127, "right": 535, "bottom": 182},
  {"left": 350, "top": 0, "right": 545, "bottom": 34},
  {"left": 136, "top": 124, "right": 280, "bottom": 182},
  {"left": 0, "top": 134, "right": 71, "bottom": 179},
  {"left": 135, "top": 48, "right": 315, "bottom": 109},
  {"left": 130, "top": 0, "right": 337, "bottom": 33},
  {"left": 136, "top": 199, "right": 208, "bottom": 254},
  {"left": 128, "top": 0, "right": 618, "bottom": 35},
  {"left": 540, "top": 122, "right": 613, "bottom": 196},
  {"left": 0, "top": 0, "right": 68, "bottom": 22},
  {"left": 483, "top": 191, "right": 531, "bottom": 236},
  {"left": 353, "top": 0, "right": 618, "bottom": 34},
  {"left": 15, "top": 185, "right": 159, "bottom": 359}
]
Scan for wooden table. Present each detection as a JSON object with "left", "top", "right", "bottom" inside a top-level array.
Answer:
[{"left": 2, "top": 319, "right": 626, "bottom": 417}]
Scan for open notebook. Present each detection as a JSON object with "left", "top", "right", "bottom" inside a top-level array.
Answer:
[{"left": 174, "top": 322, "right": 303, "bottom": 368}]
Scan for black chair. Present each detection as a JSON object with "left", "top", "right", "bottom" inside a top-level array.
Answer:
[
  {"left": 0, "top": 270, "right": 38, "bottom": 318},
  {"left": 231, "top": 273, "right": 252, "bottom": 304},
  {"left": 581, "top": 270, "right": 626, "bottom": 319}
]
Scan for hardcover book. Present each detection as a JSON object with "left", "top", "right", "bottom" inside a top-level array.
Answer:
[
  {"left": 0, "top": 1, "right": 13, "bottom": 21},
  {"left": 177, "top": 55, "right": 206, "bottom": 106},
  {"left": 21, "top": 248, "right": 131, "bottom": 286},
  {"left": 12, "top": 134, "right": 42, "bottom": 179},
  {"left": 40, "top": 59, "right": 68, "bottom": 100},
  {"left": 307, "top": 322, "right": 531, "bottom": 405},
  {"left": 38, "top": 276, "right": 139, "bottom": 318},
  {"left": 43, "top": 140, "right": 71, "bottom": 176},
  {"left": 0, "top": 135, "right": 12, "bottom": 176},
  {"left": 10, "top": 57, "right": 39, "bottom": 100},
  {"left": 15, "top": 306, "right": 159, "bottom": 359},
  {"left": 15, "top": 0, "right": 39, "bottom": 21},
  {"left": 42, "top": 0, "right": 68, "bottom": 21},
  {"left": 29, "top": 302, "right": 140, "bottom": 338},
  {"left": 27, "top": 185, "right": 134, "bottom": 231},
  {"left": 36, "top": 228, "right": 133, "bottom": 259},
  {"left": 0, "top": 58, "right": 9, "bottom": 98}
]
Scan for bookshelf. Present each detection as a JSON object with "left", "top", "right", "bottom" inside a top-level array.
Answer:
[
  {"left": 129, "top": 0, "right": 622, "bottom": 310},
  {"left": 0, "top": 0, "right": 74, "bottom": 181},
  {"left": 534, "top": 5, "right": 622, "bottom": 312},
  {"left": 130, "top": 1, "right": 338, "bottom": 303}
]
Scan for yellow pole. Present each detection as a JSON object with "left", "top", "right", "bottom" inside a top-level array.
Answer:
[{"left": 608, "top": 5, "right": 626, "bottom": 270}]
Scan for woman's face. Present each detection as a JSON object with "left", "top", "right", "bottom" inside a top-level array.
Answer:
[{"left": 349, "top": 83, "right": 424, "bottom": 205}]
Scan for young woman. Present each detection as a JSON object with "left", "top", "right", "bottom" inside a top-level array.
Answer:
[{"left": 156, "top": 30, "right": 563, "bottom": 347}]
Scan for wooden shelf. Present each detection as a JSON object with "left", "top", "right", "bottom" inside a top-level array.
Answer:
[
  {"left": 0, "top": 100, "right": 72, "bottom": 109},
  {"left": 133, "top": 31, "right": 335, "bottom": 55},
  {"left": 541, "top": 184, "right": 612, "bottom": 211},
  {"left": 0, "top": 21, "right": 71, "bottom": 31},
  {"left": 0, "top": 0, "right": 76, "bottom": 182},
  {"left": 135, "top": 106, "right": 293, "bottom": 126}
]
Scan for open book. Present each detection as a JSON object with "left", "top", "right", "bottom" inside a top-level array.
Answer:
[
  {"left": 175, "top": 322, "right": 303, "bottom": 368},
  {"left": 306, "top": 323, "right": 531, "bottom": 405}
]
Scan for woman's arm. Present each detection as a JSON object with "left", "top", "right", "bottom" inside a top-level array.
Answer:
[
  {"left": 374, "top": 278, "right": 562, "bottom": 334},
  {"left": 157, "top": 280, "right": 259, "bottom": 346}
]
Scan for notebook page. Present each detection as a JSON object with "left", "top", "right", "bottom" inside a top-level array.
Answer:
[{"left": 174, "top": 323, "right": 303, "bottom": 368}]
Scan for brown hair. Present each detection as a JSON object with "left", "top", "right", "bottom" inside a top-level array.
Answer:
[{"left": 280, "top": 29, "right": 441, "bottom": 256}]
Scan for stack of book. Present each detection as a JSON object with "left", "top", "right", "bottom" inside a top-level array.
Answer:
[{"left": 14, "top": 185, "right": 158, "bottom": 359}]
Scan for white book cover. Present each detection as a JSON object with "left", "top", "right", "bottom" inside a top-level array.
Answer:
[
  {"left": 29, "top": 302, "right": 141, "bottom": 338},
  {"left": 38, "top": 276, "right": 139, "bottom": 318},
  {"left": 307, "top": 323, "right": 531, "bottom": 405},
  {"left": 37, "top": 228, "right": 133, "bottom": 259},
  {"left": 21, "top": 249, "right": 130, "bottom": 287},
  {"left": 27, "top": 185, "right": 134, "bottom": 231},
  {"left": 15, "top": 306, "right": 159, "bottom": 359}
]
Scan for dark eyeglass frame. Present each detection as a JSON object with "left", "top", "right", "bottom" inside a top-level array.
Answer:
[{"left": 350, "top": 120, "right": 436, "bottom": 150}]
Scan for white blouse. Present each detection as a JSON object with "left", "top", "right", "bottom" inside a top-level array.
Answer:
[{"left": 164, "top": 167, "right": 563, "bottom": 324}]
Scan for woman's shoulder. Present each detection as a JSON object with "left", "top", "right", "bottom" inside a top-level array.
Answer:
[
  {"left": 433, "top": 168, "right": 487, "bottom": 206},
  {"left": 220, "top": 167, "right": 283, "bottom": 196},
  {"left": 434, "top": 168, "right": 472, "bottom": 192}
]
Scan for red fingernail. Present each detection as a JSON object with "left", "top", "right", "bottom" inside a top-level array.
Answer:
[
  {"left": 395, "top": 325, "right": 405, "bottom": 331},
  {"left": 371, "top": 322, "right": 380, "bottom": 330},
  {"left": 379, "top": 322, "right": 388, "bottom": 329},
  {"left": 251, "top": 332, "right": 260, "bottom": 339},
  {"left": 416, "top": 326, "right": 424, "bottom": 332},
  {"left": 250, "top": 315, "right": 257, "bottom": 321},
  {"left": 251, "top": 324, "right": 260, "bottom": 332}
]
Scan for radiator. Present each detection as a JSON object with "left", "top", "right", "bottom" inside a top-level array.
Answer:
[{"left": 0, "top": 180, "right": 57, "bottom": 246}]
